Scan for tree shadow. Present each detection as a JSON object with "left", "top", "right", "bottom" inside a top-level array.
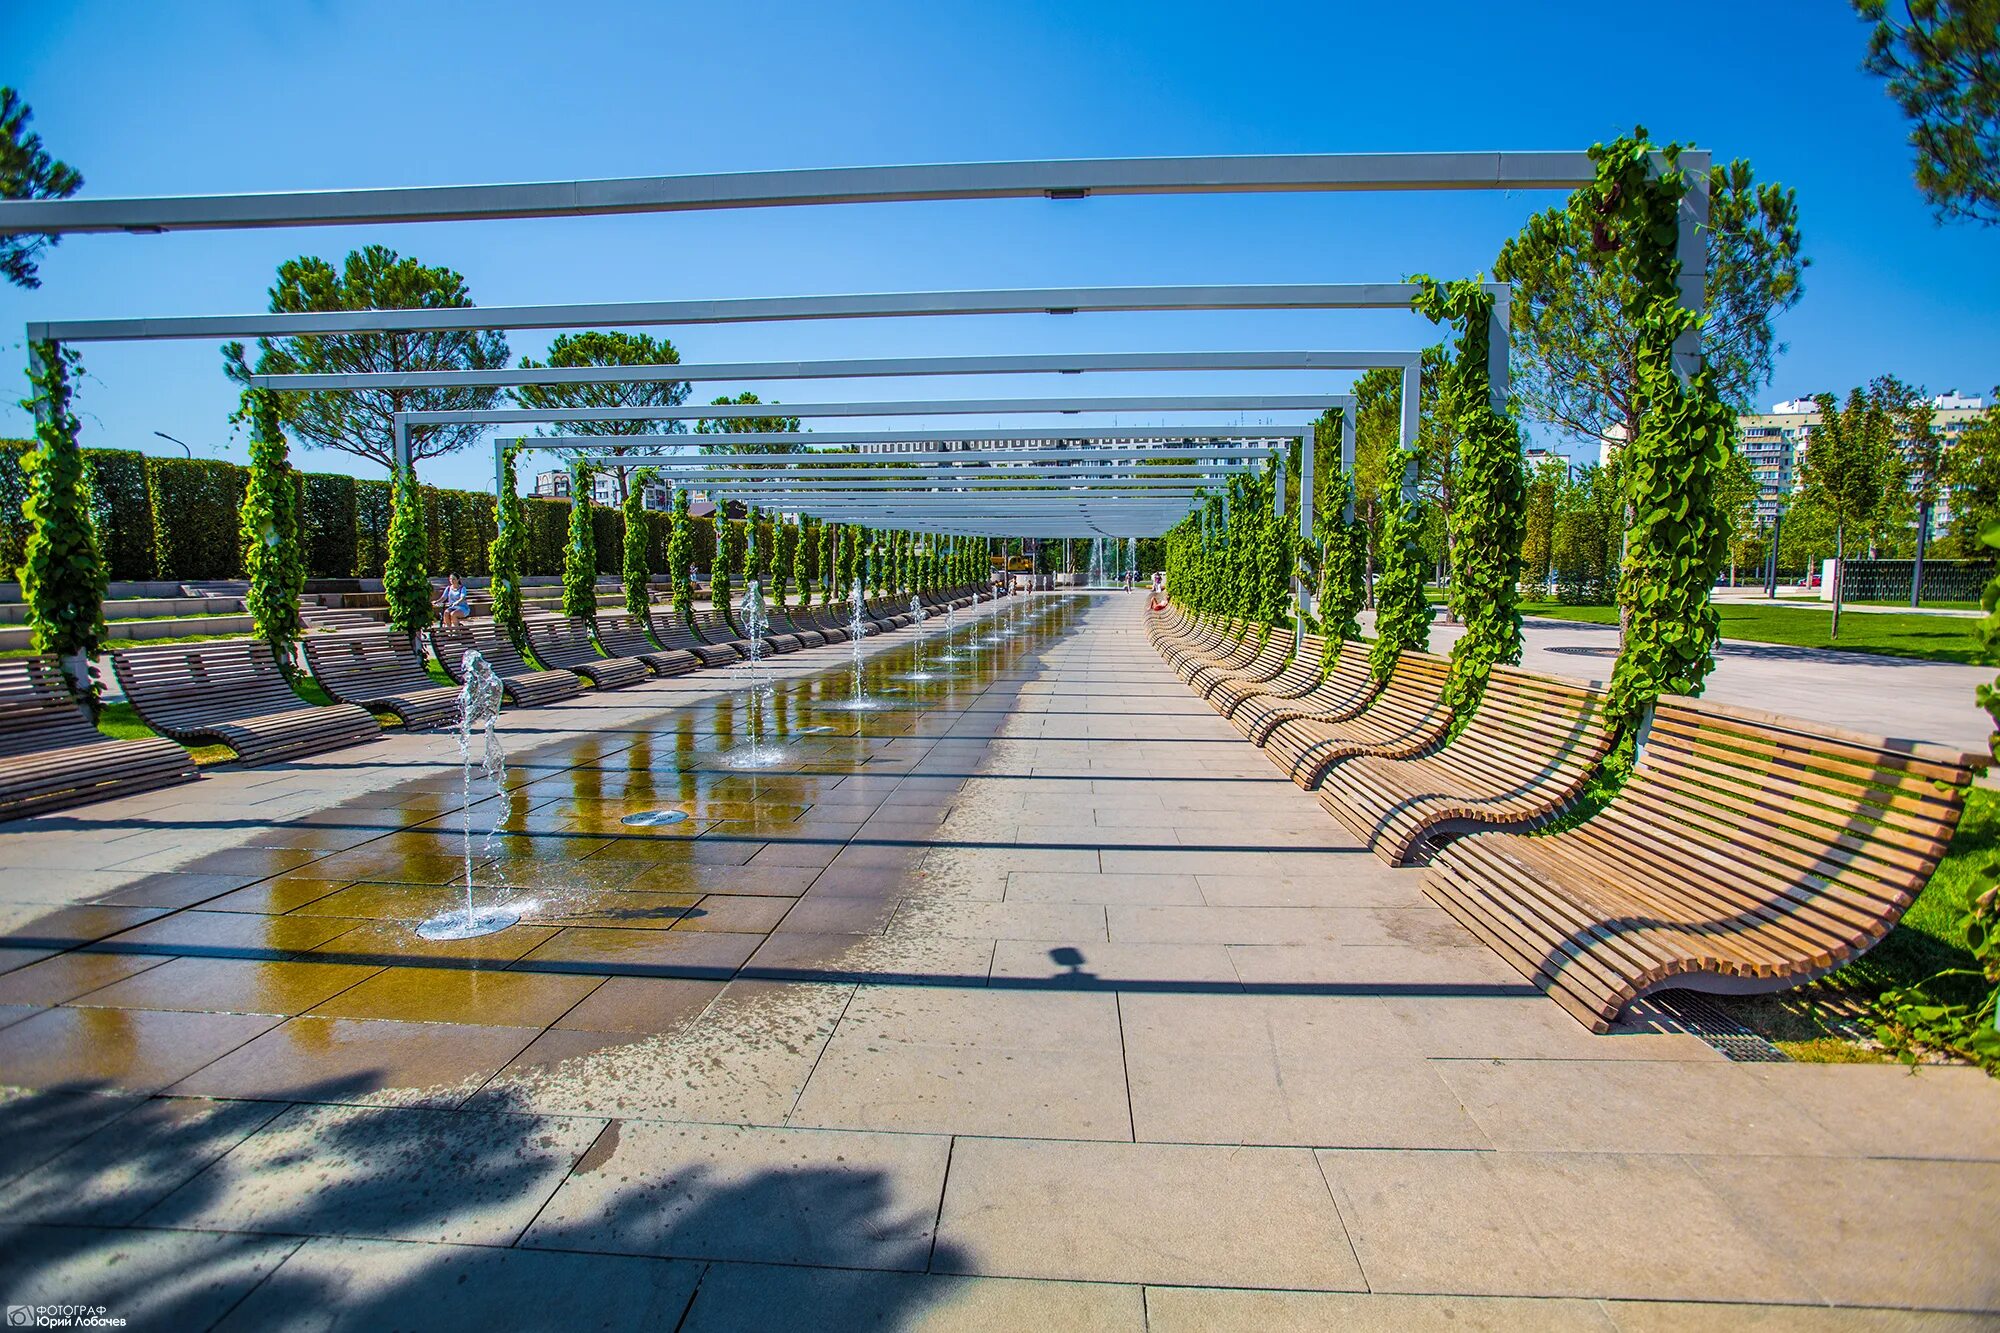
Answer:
[{"left": 0, "top": 1076, "right": 969, "bottom": 1331}]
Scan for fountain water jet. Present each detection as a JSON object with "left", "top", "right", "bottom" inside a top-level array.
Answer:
[{"left": 417, "top": 650, "right": 521, "bottom": 940}]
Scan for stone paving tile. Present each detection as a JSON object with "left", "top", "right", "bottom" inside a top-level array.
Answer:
[
  {"left": 1145, "top": 1287, "right": 1620, "bottom": 1332},
  {"left": 215, "top": 1236, "right": 704, "bottom": 1331},
  {"left": 1121, "top": 993, "right": 1488, "bottom": 1149},
  {"left": 1004, "top": 869, "right": 1201, "bottom": 905},
  {"left": 1319, "top": 1148, "right": 1820, "bottom": 1302},
  {"left": 790, "top": 984, "right": 1130, "bottom": 1139},
  {"left": 935, "top": 1137, "right": 1364, "bottom": 1290},
  {"left": 0, "top": 1224, "right": 302, "bottom": 1329},
  {"left": 1685, "top": 1154, "right": 2000, "bottom": 1310},
  {"left": 141, "top": 1101, "right": 604, "bottom": 1245},
  {"left": 512, "top": 925, "right": 764, "bottom": 978},
  {"left": 989, "top": 938, "right": 1239, "bottom": 987},
  {"left": 683, "top": 1262, "right": 1146, "bottom": 1332},
  {"left": 71, "top": 955, "right": 382, "bottom": 1017},
  {"left": 169, "top": 1015, "right": 544, "bottom": 1108},
  {"left": 0, "top": 1087, "right": 143, "bottom": 1186},
  {"left": 470, "top": 979, "right": 853, "bottom": 1121},
  {"left": 0, "top": 1005, "right": 281, "bottom": 1093},
  {"left": 7, "top": 1095, "right": 288, "bottom": 1224},
  {"left": 523, "top": 1121, "right": 950, "bottom": 1269},
  {"left": 549, "top": 975, "right": 724, "bottom": 1035},
  {"left": 91, "top": 908, "right": 364, "bottom": 957},
  {"left": 306, "top": 965, "right": 603, "bottom": 1027},
  {"left": 1435, "top": 1059, "right": 1835, "bottom": 1156},
  {"left": 0, "top": 950, "right": 167, "bottom": 1005}
]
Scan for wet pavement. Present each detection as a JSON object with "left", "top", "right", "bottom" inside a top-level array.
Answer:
[{"left": 1, "top": 593, "right": 1997, "bottom": 1328}]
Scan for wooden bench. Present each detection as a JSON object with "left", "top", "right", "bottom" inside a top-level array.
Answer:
[
  {"left": 1171, "top": 621, "right": 1255, "bottom": 682},
  {"left": 302, "top": 628, "right": 463, "bottom": 728},
  {"left": 1321, "top": 666, "right": 1616, "bottom": 865},
  {"left": 523, "top": 616, "right": 651, "bottom": 689},
  {"left": 0, "top": 656, "right": 196, "bottom": 820},
  {"left": 1423, "top": 696, "right": 1983, "bottom": 1032},
  {"left": 430, "top": 621, "right": 583, "bottom": 707},
  {"left": 653, "top": 611, "right": 741, "bottom": 667},
  {"left": 1232, "top": 639, "right": 1381, "bottom": 744},
  {"left": 692, "top": 610, "right": 756, "bottom": 663},
  {"left": 595, "top": 613, "right": 702, "bottom": 677},
  {"left": 769, "top": 611, "right": 826, "bottom": 649},
  {"left": 1190, "top": 627, "right": 1291, "bottom": 700},
  {"left": 111, "top": 639, "right": 381, "bottom": 765},
  {"left": 1264, "top": 650, "right": 1453, "bottom": 789},
  {"left": 801, "top": 606, "right": 852, "bottom": 642},
  {"left": 1209, "top": 632, "right": 1327, "bottom": 718}
]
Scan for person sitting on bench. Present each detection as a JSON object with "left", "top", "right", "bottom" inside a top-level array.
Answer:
[{"left": 436, "top": 573, "right": 471, "bottom": 627}]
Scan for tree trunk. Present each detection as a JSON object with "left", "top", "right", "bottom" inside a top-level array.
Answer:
[
  {"left": 1831, "top": 523, "right": 1844, "bottom": 641},
  {"left": 1911, "top": 501, "right": 1931, "bottom": 608}
]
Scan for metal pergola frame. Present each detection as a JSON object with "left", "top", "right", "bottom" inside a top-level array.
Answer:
[{"left": 12, "top": 150, "right": 1710, "bottom": 547}]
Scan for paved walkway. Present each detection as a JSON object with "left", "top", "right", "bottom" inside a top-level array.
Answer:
[{"left": 1, "top": 594, "right": 1996, "bottom": 1328}]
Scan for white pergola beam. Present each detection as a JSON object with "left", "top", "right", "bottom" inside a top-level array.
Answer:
[
  {"left": 246, "top": 348, "right": 1422, "bottom": 392},
  {"left": 0, "top": 152, "right": 1614, "bottom": 237},
  {"left": 29, "top": 283, "right": 1495, "bottom": 344}
]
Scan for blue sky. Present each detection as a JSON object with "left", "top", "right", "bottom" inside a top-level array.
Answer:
[{"left": 5, "top": 0, "right": 1997, "bottom": 493}]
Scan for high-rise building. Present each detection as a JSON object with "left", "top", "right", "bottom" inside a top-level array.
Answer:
[
  {"left": 1736, "top": 392, "right": 1990, "bottom": 527},
  {"left": 531, "top": 469, "right": 676, "bottom": 509}
]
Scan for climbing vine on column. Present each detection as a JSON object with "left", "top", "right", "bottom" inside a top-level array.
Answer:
[
  {"left": 488, "top": 444, "right": 528, "bottom": 646},
  {"left": 666, "top": 485, "right": 694, "bottom": 631},
  {"left": 1413, "top": 275, "right": 1528, "bottom": 718},
  {"left": 1369, "top": 464, "right": 1431, "bottom": 682},
  {"left": 239, "top": 387, "right": 305, "bottom": 658},
  {"left": 1315, "top": 472, "right": 1366, "bottom": 643},
  {"left": 19, "top": 341, "right": 106, "bottom": 701},
  {"left": 562, "top": 459, "right": 598, "bottom": 620},
  {"left": 774, "top": 516, "right": 796, "bottom": 608},
  {"left": 384, "top": 460, "right": 431, "bottom": 633},
  {"left": 714, "top": 515, "right": 742, "bottom": 629},
  {"left": 621, "top": 467, "right": 657, "bottom": 621},
  {"left": 1588, "top": 132, "right": 1737, "bottom": 737}
]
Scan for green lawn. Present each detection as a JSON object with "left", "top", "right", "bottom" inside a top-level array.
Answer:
[
  {"left": 1518, "top": 600, "right": 1983, "bottom": 664},
  {"left": 1731, "top": 787, "right": 1996, "bottom": 1063}
]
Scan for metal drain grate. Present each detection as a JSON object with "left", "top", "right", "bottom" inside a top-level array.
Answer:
[{"left": 1648, "top": 991, "right": 1791, "bottom": 1063}]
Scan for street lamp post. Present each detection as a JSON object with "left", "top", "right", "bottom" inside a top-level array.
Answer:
[{"left": 152, "top": 431, "right": 192, "bottom": 458}]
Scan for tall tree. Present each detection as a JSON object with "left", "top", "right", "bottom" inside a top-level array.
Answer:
[
  {"left": 1349, "top": 366, "right": 1405, "bottom": 607},
  {"left": 1874, "top": 376, "right": 1947, "bottom": 604},
  {"left": 1801, "top": 387, "right": 1903, "bottom": 638},
  {"left": 1856, "top": 0, "right": 2000, "bottom": 225},
  {"left": 512, "top": 332, "right": 687, "bottom": 503},
  {"left": 223, "top": 245, "right": 509, "bottom": 471},
  {"left": 1493, "top": 148, "right": 1807, "bottom": 445},
  {"left": 0, "top": 88, "right": 82, "bottom": 289},
  {"left": 1943, "top": 393, "right": 2000, "bottom": 551},
  {"left": 695, "top": 392, "right": 805, "bottom": 452}
]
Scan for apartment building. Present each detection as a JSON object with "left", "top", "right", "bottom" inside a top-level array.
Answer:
[{"left": 1736, "top": 392, "right": 1990, "bottom": 526}]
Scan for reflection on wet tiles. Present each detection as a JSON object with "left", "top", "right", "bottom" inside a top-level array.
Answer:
[
  {"left": 0, "top": 1005, "right": 283, "bottom": 1092},
  {"left": 309, "top": 967, "right": 603, "bottom": 1028},
  {"left": 0, "top": 951, "right": 170, "bottom": 1006},
  {"left": 169, "top": 1014, "right": 545, "bottom": 1108},
  {"left": 72, "top": 956, "right": 383, "bottom": 1016}
]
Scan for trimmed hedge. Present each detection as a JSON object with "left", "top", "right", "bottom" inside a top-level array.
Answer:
[
  {"left": 1, "top": 445, "right": 712, "bottom": 585},
  {"left": 302, "top": 472, "right": 359, "bottom": 578},
  {"left": 147, "top": 457, "right": 247, "bottom": 580}
]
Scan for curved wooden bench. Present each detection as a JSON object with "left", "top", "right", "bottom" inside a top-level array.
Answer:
[
  {"left": 1173, "top": 621, "right": 1257, "bottom": 683},
  {"left": 524, "top": 616, "right": 650, "bottom": 690},
  {"left": 1265, "top": 650, "right": 1453, "bottom": 789},
  {"left": 769, "top": 611, "right": 826, "bottom": 649},
  {"left": 430, "top": 622, "right": 583, "bottom": 707},
  {"left": 1190, "top": 628, "right": 1291, "bottom": 700},
  {"left": 799, "top": 607, "right": 851, "bottom": 643},
  {"left": 1234, "top": 640, "right": 1380, "bottom": 744},
  {"left": 0, "top": 656, "right": 196, "bottom": 819},
  {"left": 1158, "top": 615, "right": 1237, "bottom": 670},
  {"left": 692, "top": 610, "right": 759, "bottom": 662},
  {"left": 1209, "top": 632, "right": 1328, "bottom": 718},
  {"left": 111, "top": 639, "right": 380, "bottom": 765},
  {"left": 1424, "top": 696, "right": 1983, "bottom": 1032},
  {"left": 654, "top": 612, "right": 740, "bottom": 667},
  {"left": 1322, "top": 666, "right": 1616, "bottom": 865},
  {"left": 595, "top": 613, "right": 701, "bottom": 677},
  {"left": 302, "top": 629, "right": 462, "bottom": 728}
]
